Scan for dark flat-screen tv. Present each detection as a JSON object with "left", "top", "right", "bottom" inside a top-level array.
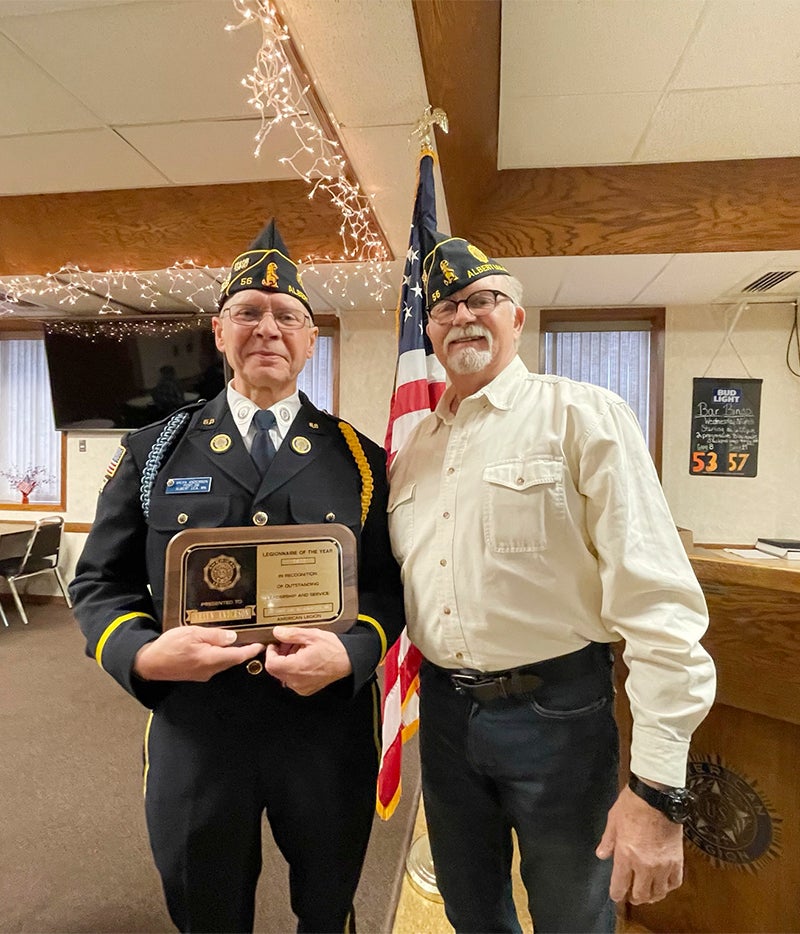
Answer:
[{"left": 44, "top": 324, "right": 227, "bottom": 431}]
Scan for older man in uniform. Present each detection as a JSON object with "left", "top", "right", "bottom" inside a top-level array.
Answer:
[
  {"left": 388, "top": 231, "right": 715, "bottom": 933},
  {"left": 70, "top": 220, "right": 404, "bottom": 934}
]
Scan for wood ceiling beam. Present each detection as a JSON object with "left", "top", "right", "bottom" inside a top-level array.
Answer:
[{"left": 0, "top": 180, "right": 349, "bottom": 277}]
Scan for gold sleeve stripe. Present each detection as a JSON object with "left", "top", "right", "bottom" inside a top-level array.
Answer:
[
  {"left": 95, "top": 611, "right": 155, "bottom": 669},
  {"left": 357, "top": 613, "right": 387, "bottom": 662},
  {"left": 369, "top": 680, "right": 381, "bottom": 762},
  {"left": 142, "top": 711, "right": 154, "bottom": 798}
]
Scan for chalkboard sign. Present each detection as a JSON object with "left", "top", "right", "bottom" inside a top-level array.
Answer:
[{"left": 690, "top": 378, "right": 761, "bottom": 477}]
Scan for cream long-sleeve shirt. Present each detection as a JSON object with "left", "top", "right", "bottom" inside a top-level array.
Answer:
[{"left": 388, "top": 355, "right": 716, "bottom": 787}]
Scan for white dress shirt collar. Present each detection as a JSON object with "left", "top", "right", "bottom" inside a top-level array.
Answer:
[{"left": 225, "top": 382, "right": 301, "bottom": 444}]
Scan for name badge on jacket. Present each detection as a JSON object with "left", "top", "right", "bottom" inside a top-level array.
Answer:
[{"left": 165, "top": 477, "right": 213, "bottom": 494}]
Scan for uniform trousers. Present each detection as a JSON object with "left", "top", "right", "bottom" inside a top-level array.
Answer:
[
  {"left": 144, "top": 667, "right": 379, "bottom": 933},
  {"left": 419, "top": 643, "right": 619, "bottom": 934}
]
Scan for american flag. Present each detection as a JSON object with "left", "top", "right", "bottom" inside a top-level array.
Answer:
[{"left": 377, "top": 150, "right": 445, "bottom": 820}]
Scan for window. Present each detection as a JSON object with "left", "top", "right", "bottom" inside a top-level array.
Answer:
[
  {"left": 0, "top": 316, "right": 339, "bottom": 511},
  {"left": 539, "top": 308, "right": 664, "bottom": 472},
  {"left": 0, "top": 333, "right": 65, "bottom": 509},
  {"left": 298, "top": 318, "right": 338, "bottom": 412}
]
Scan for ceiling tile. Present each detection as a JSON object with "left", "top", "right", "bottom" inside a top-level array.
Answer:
[
  {"left": 553, "top": 254, "right": 673, "bottom": 306},
  {"left": 0, "top": 128, "right": 167, "bottom": 195},
  {"left": 1, "top": 0, "right": 261, "bottom": 125},
  {"left": 673, "top": 0, "right": 800, "bottom": 89},
  {"left": 120, "top": 119, "right": 305, "bottom": 187},
  {"left": 0, "top": 1, "right": 128, "bottom": 17},
  {"left": 299, "top": 261, "right": 404, "bottom": 315},
  {"left": 635, "top": 251, "right": 782, "bottom": 304},
  {"left": 501, "top": 0, "right": 703, "bottom": 96},
  {"left": 136, "top": 267, "right": 225, "bottom": 314},
  {"left": 500, "top": 94, "right": 658, "bottom": 169},
  {"left": 498, "top": 256, "right": 573, "bottom": 307},
  {"left": 277, "top": 0, "right": 428, "bottom": 127},
  {"left": 637, "top": 85, "right": 800, "bottom": 162},
  {"left": 0, "top": 33, "right": 101, "bottom": 136}
]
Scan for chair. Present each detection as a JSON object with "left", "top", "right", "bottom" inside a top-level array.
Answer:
[
  {"left": 0, "top": 516, "right": 72, "bottom": 626},
  {"left": 0, "top": 529, "right": 34, "bottom": 627}
]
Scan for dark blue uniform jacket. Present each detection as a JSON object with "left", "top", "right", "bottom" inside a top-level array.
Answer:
[{"left": 70, "top": 390, "right": 405, "bottom": 709}]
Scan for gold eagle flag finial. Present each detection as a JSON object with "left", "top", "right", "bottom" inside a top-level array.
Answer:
[{"left": 411, "top": 106, "right": 449, "bottom": 153}]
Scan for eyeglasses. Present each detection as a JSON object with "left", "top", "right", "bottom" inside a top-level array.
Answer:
[
  {"left": 223, "top": 304, "right": 311, "bottom": 331},
  {"left": 428, "top": 289, "right": 513, "bottom": 325}
]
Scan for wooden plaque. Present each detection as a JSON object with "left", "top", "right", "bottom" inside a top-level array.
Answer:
[{"left": 162, "top": 524, "right": 357, "bottom": 644}]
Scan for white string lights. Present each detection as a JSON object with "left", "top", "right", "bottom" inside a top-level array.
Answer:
[
  {"left": 44, "top": 316, "right": 210, "bottom": 340},
  {"left": 226, "top": 0, "right": 392, "bottom": 307},
  {"left": 1, "top": 0, "right": 393, "bottom": 323},
  {"left": 1, "top": 262, "right": 223, "bottom": 323}
]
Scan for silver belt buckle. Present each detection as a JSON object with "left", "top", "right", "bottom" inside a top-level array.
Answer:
[{"left": 449, "top": 671, "right": 484, "bottom": 692}]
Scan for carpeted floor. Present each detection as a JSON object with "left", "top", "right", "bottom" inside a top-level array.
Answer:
[{"left": 0, "top": 602, "right": 420, "bottom": 934}]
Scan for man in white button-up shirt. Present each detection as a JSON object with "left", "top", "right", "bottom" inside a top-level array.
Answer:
[{"left": 388, "top": 231, "right": 715, "bottom": 933}]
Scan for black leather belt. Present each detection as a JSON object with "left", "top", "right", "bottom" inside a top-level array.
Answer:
[
  {"left": 448, "top": 667, "right": 543, "bottom": 702},
  {"left": 431, "top": 642, "right": 611, "bottom": 704}
]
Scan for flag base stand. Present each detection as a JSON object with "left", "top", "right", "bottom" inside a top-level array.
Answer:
[{"left": 405, "top": 832, "right": 443, "bottom": 902}]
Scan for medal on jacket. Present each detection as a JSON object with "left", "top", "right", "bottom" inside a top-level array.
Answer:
[
  {"left": 209, "top": 433, "right": 232, "bottom": 453},
  {"left": 291, "top": 436, "right": 311, "bottom": 455}
]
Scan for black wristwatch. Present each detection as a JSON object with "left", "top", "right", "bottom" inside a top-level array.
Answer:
[{"left": 628, "top": 774, "right": 695, "bottom": 824}]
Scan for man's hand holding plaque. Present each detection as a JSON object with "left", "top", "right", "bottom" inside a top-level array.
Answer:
[
  {"left": 265, "top": 626, "right": 353, "bottom": 695},
  {"left": 134, "top": 627, "right": 263, "bottom": 682}
]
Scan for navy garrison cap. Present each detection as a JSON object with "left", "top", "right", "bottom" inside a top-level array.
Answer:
[{"left": 218, "top": 218, "right": 313, "bottom": 317}]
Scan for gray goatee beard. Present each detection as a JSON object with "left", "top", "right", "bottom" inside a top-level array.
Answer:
[{"left": 444, "top": 324, "right": 493, "bottom": 374}]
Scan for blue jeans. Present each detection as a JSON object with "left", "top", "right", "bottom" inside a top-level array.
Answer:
[{"left": 419, "top": 645, "right": 619, "bottom": 934}]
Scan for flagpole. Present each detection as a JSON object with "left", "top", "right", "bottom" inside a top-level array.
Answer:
[{"left": 402, "top": 104, "right": 447, "bottom": 904}]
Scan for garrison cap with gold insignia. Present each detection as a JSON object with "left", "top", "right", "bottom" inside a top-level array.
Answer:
[
  {"left": 422, "top": 229, "right": 510, "bottom": 309},
  {"left": 218, "top": 218, "right": 314, "bottom": 318}
]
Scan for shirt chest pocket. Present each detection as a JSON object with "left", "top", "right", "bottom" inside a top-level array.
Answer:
[{"left": 482, "top": 457, "right": 564, "bottom": 553}]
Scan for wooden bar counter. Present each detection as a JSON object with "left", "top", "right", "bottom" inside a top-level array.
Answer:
[{"left": 628, "top": 547, "right": 800, "bottom": 933}]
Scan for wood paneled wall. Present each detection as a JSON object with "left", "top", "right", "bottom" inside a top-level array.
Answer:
[{"left": 0, "top": 180, "right": 354, "bottom": 277}]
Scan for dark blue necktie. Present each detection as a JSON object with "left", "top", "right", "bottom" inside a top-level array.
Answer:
[{"left": 251, "top": 409, "right": 277, "bottom": 472}]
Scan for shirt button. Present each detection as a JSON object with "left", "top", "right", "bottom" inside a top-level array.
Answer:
[
  {"left": 442, "top": 511, "right": 450, "bottom": 519},
  {"left": 325, "top": 512, "right": 336, "bottom": 522},
  {"left": 455, "top": 652, "right": 464, "bottom": 661},
  {"left": 443, "top": 607, "right": 451, "bottom": 615},
  {"left": 177, "top": 513, "right": 188, "bottom": 524},
  {"left": 516, "top": 477, "right": 524, "bottom": 485},
  {"left": 253, "top": 511, "right": 269, "bottom": 526},
  {"left": 246, "top": 659, "right": 263, "bottom": 675},
  {"left": 446, "top": 467, "right": 455, "bottom": 475},
  {"left": 440, "top": 558, "right": 447, "bottom": 566}
]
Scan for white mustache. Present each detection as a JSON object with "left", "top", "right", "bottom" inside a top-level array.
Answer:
[{"left": 443, "top": 323, "right": 491, "bottom": 350}]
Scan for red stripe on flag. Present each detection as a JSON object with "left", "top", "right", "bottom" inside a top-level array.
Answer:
[{"left": 378, "top": 150, "right": 442, "bottom": 820}]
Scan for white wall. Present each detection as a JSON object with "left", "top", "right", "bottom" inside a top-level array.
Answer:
[
  {"left": 5, "top": 300, "right": 799, "bottom": 597},
  {"left": 517, "top": 302, "right": 799, "bottom": 545},
  {"left": 662, "top": 302, "right": 800, "bottom": 544}
]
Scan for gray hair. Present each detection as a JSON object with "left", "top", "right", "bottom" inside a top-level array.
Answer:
[{"left": 503, "top": 275, "right": 524, "bottom": 307}]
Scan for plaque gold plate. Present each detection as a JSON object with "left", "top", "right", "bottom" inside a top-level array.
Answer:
[{"left": 163, "top": 523, "right": 358, "bottom": 644}]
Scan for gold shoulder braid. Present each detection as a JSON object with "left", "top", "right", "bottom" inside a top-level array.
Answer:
[{"left": 338, "top": 421, "right": 373, "bottom": 527}]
